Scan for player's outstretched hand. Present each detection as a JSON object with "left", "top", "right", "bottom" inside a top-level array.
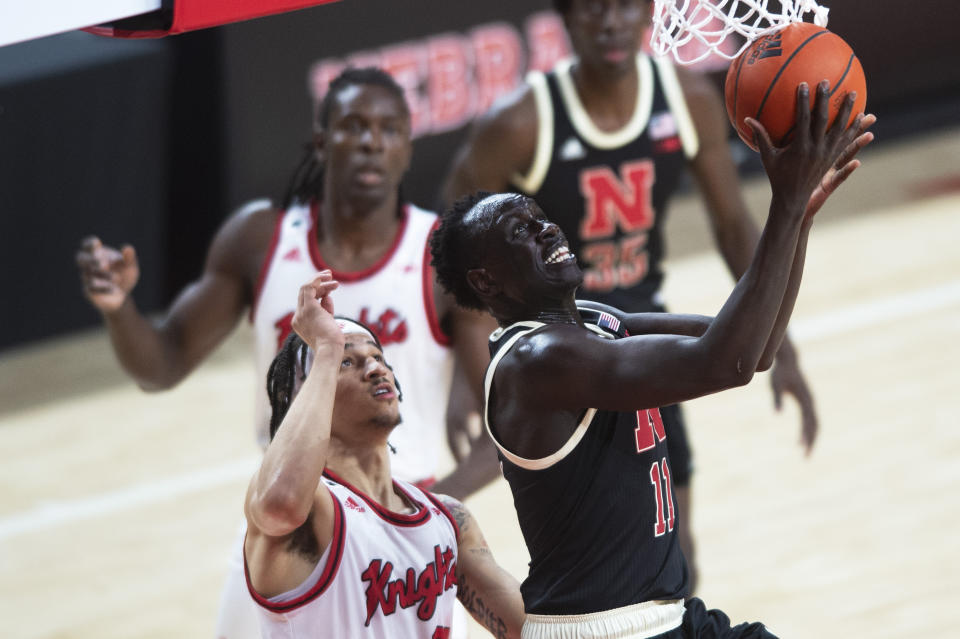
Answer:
[
  {"left": 292, "top": 271, "right": 343, "bottom": 354},
  {"left": 746, "top": 80, "right": 867, "bottom": 218},
  {"left": 75, "top": 236, "right": 139, "bottom": 313},
  {"left": 770, "top": 352, "right": 818, "bottom": 455},
  {"left": 804, "top": 111, "right": 877, "bottom": 219}
]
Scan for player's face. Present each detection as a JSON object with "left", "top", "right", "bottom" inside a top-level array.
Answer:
[
  {"left": 564, "top": 0, "right": 651, "bottom": 73},
  {"left": 331, "top": 334, "right": 401, "bottom": 435},
  {"left": 473, "top": 194, "right": 581, "bottom": 303},
  {"left": 320, "top": 84, "right": 412, "bottom": 208}
]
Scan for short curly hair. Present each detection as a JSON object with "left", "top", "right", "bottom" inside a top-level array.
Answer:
[{"left": 429, "top": 191, "right": 498, "bottom": 311}]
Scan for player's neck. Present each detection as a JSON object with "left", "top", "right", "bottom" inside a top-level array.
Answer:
[
  {"left": 326, "top": 440, "right": 412, "bottom": 512},
  {"left": 316, "top": 194, "right": 402, "bottom": 271},
  {"left": 571, "top": 56, "right": 639, "bottom": 130},
  {"left": 497, "top": 295, "right": 582, "bottom": 327}
]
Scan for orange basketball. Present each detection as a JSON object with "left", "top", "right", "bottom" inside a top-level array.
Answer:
[{"left": 724, "top": 22, "right": 867, "bottom": 151}]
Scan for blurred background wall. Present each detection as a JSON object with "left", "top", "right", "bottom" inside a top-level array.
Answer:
[{"left": 1, "top": 0, "right": 957, "bottom": 351}]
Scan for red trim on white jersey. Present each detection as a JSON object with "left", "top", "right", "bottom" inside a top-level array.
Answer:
[
  {"left": 323, "top": 470, "right": 431, "bottom": 527},
  {"left": 249, "top": 209, "right": 285, "bottom": 323},
  {"left": 422, "top": 218, "right": 452, "bottom": 347},
  {"left": 244, "top": 491, "right": 346, "bottom": 612},
  {"left": 307, "top": 202, "right": 411, "bottom": 283}
]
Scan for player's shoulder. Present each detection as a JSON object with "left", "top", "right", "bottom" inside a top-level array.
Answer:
[
  {"left": 669, "top": 62, "right": 714, "bottom": 95},
  {"left": 473, "top": 76, "right": 539, "bottom": 136},
  {"left": 501, "top": 321, "right": 594, "bottom": 371},
  {"left": 208, "top": 198, "right": 281, "bottom": 273},
  {"left": 669, "top": 63, "right": 724, "bottom": 115},
  {"left": 665, "top": 62, "right": 727, "bottom": 141},
  {"left": 219, "top": 198, "right": 279, "bottom": 240}
]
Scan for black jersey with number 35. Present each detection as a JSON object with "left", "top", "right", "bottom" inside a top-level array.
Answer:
[
  {"left": 511, "top": 54, "right": 698, "bottom": 313},
  {"left": 482, "top": 306, "right": 688, "bottom": 614}
]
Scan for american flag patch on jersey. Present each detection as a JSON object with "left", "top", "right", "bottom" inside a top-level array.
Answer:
[
  {"left": 649, "top": 111, "right": 678, "bottom": 141},
  {"left": 596, "top": 311, "right": 621, "bottom": 333}
]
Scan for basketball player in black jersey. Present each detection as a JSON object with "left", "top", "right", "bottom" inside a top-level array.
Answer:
[
  {"left": 441, "top": 0, "right": 828, "bottom": 591},
  {"left": 431, "top": 85, "right": 874, "bottom": 637}
]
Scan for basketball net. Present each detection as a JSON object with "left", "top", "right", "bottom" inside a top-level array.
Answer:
[{"left": 650, "top": 0, "right": 830, "bottom": 65}]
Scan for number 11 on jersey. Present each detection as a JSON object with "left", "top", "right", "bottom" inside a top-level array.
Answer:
[
  {"left": 649, "top": 457, "right": 675, "bottom": 537},
  {"left": 635, "top": 408, "right": 675, "bottom": 537}
]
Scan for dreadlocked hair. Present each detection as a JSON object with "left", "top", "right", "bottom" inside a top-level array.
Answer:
[
  {"left": 429, "top": 190, "right": 495, "bottom": 311},
  {"left": 280, "top": 66, "right": 410, "bottom": 211},
  {"left": 266, "top": 332, "right": 311, "bottom": 441}
]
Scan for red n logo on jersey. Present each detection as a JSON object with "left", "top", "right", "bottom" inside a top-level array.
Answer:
[
  {"left": 579, "top": 160, "right": 655, "bottom": 239},
  {"left": 634, "top": 407, "right": 667, "bottom": 453}
]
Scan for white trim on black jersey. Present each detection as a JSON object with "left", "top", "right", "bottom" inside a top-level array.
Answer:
[
  {"left": 482, "top": 321, "right": 614, "bottom": 471},
  {"left": 555, "top": 54, "right": 655, "bottom": 150},
  {"left": 511, "top": 70, "right": 554, "bottom": 194},
  {"left": 652, "top": 56, "right": 700, "bottom": 159}
]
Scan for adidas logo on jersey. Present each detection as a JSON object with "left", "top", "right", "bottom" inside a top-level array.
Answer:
[
  {"left": 559, "top": 136, "right": 587, "bottom": 161},
  {"left": 345, "top": 496, "right": 366, "bottom": 512},
  {"left": 282, "top": 247, "right": 302, "bottom": 262}
]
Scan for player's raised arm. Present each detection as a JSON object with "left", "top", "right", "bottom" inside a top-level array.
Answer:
[
  {"left": 435, "top": 495, "right": 525, "bottom": 639},
  {"left": 498, "top": 85, "right": 873, "bottom": 414},
  {"left": 75, "top": 201, "right": 275, "bottom": 391},
  {"left": 244, "top": 273, "right": 342, "bottom": 594}
]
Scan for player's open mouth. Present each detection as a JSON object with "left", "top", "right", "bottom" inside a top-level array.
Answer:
[
  {"left": 544, "top": 245, "right": 575, "bottom": 265},
  {"left": 356, "top": 170, "right": 385, "bottom": 186},
  {"left": 373, "top": 384, "right": 395, "bottom": 399}
]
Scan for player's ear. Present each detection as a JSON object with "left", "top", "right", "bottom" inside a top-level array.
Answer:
[
  {"left": 313, "top": 129, "right": 326, "bottom": 164},
  {"left": 466, "top": 267, "right": 500, "bottom": 300}
]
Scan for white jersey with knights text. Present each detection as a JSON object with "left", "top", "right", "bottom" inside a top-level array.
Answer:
[
  {"left": 252, "top": 202, "right": 454, "bottom": 483},
  {"left": 246, "top": 472, "right": 461, "bottom": 639}
]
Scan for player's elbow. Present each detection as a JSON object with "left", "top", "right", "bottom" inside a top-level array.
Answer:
[
  {"left": 755, "top": 353, "right": 775, "bottom": 373},
  {"left": 704, "top": 354, "right": 758, "bottom": 389},
  {"left": 250, "top": 490, "right": 311, "bottom": 537}
]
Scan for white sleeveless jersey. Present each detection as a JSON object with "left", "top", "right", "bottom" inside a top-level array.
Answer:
[
  {"left": 247, "top": 473, "right": 461, "bottom": 639},
  {"left": 252, "top": 202, "right": 454, "bottom": 483}
]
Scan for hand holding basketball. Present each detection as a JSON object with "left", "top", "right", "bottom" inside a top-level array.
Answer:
[
  {"left": 745, "top": 80, "right": 870, "bottom": 218},
  {"left": 804, "top": 111, "right": 877, "bottom": 219}
]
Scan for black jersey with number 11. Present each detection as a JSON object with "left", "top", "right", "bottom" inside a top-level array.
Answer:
[{"left": 482, "top": 306, "right": 688, "bottom": 614}]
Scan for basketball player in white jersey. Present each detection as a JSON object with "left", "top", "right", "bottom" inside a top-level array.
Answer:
[
  {"left": 245, "top": 271, "right": 524, "bottom": 638},
  {"left": 76, "top": 67, "right": 498, "bottom": 638}
]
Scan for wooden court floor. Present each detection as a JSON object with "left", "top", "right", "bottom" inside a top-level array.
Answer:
[{"left": 1, "top": 127, "right": 958, "bottom": 638}]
